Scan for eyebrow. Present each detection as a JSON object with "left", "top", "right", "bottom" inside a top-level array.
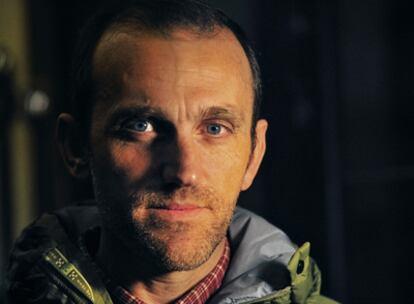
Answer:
[
  {"left": 199, "top": 106, "right": 245, "bottom": 125},
  {"left": 109, "top": 105, "right": 166, "bottom": 120}
]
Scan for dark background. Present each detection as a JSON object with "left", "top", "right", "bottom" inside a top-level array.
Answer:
[{"left": 1, "top": 0, "right": 413, "bottom": 303}]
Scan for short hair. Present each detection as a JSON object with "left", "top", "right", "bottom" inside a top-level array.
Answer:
[{"left": 71, "top": 0, "right": 262, "bottom": 138}]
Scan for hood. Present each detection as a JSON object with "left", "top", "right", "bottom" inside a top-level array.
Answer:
[{"left": 210, "top": 207, "right": 296, "bottom": 304}]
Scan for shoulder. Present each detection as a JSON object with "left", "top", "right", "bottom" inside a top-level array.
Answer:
[
  {"left": 214, "top": 207, "right": 340, "bottom": 304},
  {"left": 5, "top": 203, "right": 105, "bottom": 303}
]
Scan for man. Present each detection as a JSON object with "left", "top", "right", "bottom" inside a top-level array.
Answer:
[{"left": 6, "top": 1, "right": 338, "bottom": 303}]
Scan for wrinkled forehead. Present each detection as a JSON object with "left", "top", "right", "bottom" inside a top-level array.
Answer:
[{"left": 91, "top": 26, "right": 254, "bottom": 109}]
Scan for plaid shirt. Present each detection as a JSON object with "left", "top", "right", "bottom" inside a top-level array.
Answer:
[{"left": 111, "top": 239, "right": 230, "bottom": 304}]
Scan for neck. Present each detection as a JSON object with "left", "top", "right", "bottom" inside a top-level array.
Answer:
[{"left": 95, "top": 228, "right": 226, "bottom": 304}]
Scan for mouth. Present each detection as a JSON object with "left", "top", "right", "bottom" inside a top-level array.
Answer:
[
  {"left": 148, "top": 202, "right": 207, "bottom": 220},
  {"left": 153, "top": 203, "right": 200, "bottom": 210}
]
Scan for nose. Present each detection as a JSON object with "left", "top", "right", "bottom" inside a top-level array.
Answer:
[{"left": 161, "top": 134, "right": 200, "bottom": 187}]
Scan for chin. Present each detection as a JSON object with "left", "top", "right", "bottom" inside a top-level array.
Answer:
[
  {"left": 159, "top": 229, "right": 225, "bottom": 271},
  {"left": 127, "top": 217, "right": 228, "bottom": 272}
]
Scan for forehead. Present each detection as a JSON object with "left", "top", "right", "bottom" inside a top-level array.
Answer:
[{"left": 92, "top": 27, "right": 253, "bottom": 118}]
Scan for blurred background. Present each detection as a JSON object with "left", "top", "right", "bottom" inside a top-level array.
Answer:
[{"left": 1, "top": 0, "right": 413, "bottom": 303}]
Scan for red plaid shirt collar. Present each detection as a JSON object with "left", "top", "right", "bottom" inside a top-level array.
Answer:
[{"left": 112, "top": 239, "right": 230, "bottom": 304}]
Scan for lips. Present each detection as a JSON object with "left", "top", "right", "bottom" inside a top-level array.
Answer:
[
  {"left": 148, "top": 202, "right": 206, "bottom": 220},
  {"left": 149, "top": 201, "right": 202, "bottom": 210},
  {"left": 160, "top": 203, "right": 200, "bottom": 210}
]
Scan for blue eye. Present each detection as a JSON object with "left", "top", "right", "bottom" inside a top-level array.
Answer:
[
  {"left": 134, "top": 121, "right": 149, "bottom": 131},
  {"left": 206, "top": 124, "right": 222, "bottom": 135},
  {"left": 123, "top": 119, "right": 154, "bottom": 132}
]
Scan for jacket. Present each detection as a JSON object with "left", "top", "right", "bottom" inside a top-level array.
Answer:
[{"left": 6, "top": 202, "right": 339, "bottom": 304}]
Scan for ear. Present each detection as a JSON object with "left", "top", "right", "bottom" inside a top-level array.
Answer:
[
  {"left": 56, "top": 113, "right": 90, "bottom": 178},
  {"left": 241, "top": 119, "right": 268, "bottom": 191}
]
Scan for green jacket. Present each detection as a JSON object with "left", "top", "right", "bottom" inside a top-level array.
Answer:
[{"left": 6, "top": 203, "right": 339, "bottom": 304}]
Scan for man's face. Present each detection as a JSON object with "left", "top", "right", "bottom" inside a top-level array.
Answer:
[{"left": 88, "top": 28, "right": 266, "bottom": 271}]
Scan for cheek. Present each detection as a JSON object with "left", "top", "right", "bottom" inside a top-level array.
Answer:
[
  {"left": 201, "top": 139, "right": 251, "bottom": 194},
  {"left": 106, "top": 142, "right": 152, "bottom": 181}
]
